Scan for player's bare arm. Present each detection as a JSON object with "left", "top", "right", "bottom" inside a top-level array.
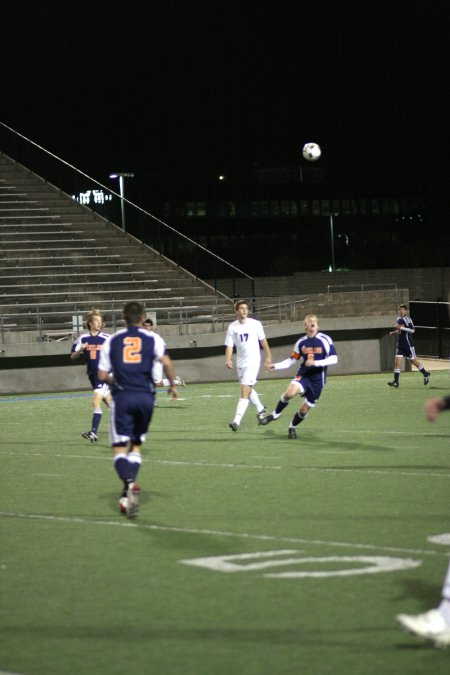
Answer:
[
  {"left": 225, "top": 345, "right": 234, "bottom": 369},
  {"left": 162, "top": 354, "right": 179, "bottom": 399}
]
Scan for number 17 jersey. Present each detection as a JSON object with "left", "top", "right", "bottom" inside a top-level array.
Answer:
[{"left": 224, "top": 317, "right": 266, "bottom": 368}]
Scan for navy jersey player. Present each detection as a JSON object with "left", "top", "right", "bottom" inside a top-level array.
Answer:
[
  {"left": 259, "top": 314, "right": 338, "bottom": 439},
  {"left": 70, "top": 309, "right": 112, "bottom": 442},
  {"left": 387, "top": 304, "right": 430, "bottom": 388},
  {"left": 98, "top": 301, "right": 177, "bottom": 517}
]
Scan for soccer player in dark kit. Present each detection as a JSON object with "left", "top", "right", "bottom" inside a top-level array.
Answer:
[{"left": 98, "top": 301, "right": 178, "bottom": 517}]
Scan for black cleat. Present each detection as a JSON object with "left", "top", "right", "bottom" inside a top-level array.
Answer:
[
  {"left": 82, "top": 431, "right": 98, "bottom": 442},
  {"left": 259, "top": 414, "right": 275, "bottom": 426},
  {"left": 229, "top": 422, "right": 238, "bottom": 432},
  {"left": 256, "top": 406, "right": 268, "bottom": 421},
  {"left": 424, "top": 373, "right": 430, "bottom": 385},
  {"left": 288, "top": 427, "right": 297, "bottom": 439},
  {"left": 387, "top": 381, "right": 399, "bottom": 388}
]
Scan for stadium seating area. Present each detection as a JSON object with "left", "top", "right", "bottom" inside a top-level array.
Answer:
[{"left": 0, "top": 152, "right": 233, "bottom": 341}]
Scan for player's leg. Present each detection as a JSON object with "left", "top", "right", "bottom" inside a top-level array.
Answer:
[
  {"left": 229, "top": 366, "right": 260, "bottom": 431},
  {"left": 259, "top": 380, "right": 302, "bottom": 426},
  {"left": 124, "top": 393, "right": 155, "bottom": 516},
  {"left": 288, "top": 383, "right": 319, "bottom": 438},
  {"left": 83, "top": 385, "right": 107, "bottom": 441},
  {"left": 109, "top": 392, "right": 141, "bottom": 516},
  {"left": 388, "top": 355, "right": 401, "bottom": 387},
  {"left": 396, "top": 560, "right": 450, "bottom": 647},
  {"left": 249, "top": 386, "right": 267, "bottom": 419},
  {"left": 410, "top": 356, "right": 431, "bottom": 384}
]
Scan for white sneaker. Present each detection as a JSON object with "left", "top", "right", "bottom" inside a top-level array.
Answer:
[
  {"left": 118, "top": 496, "right": 128, "bottom": 514},
  {"left": 396, "top": 609, "right": 450, "bottom": 647},
  {"left": 126, "top": 482, "right": 140, "bottom": 518}
]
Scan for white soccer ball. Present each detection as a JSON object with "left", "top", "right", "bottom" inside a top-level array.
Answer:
[{"left": 302, "top": 142, "right": 321, "bottom": 161}]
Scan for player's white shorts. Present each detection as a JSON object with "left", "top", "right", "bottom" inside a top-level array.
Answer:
[
  {"left": 152, "top": 361, "right": 163, "bottom": 384},
  {"left": 94, "top": 382, "right": 110, "bottom": 399},
  {"left": 237, "top": 364, "right": 260, "bottom": 386}
]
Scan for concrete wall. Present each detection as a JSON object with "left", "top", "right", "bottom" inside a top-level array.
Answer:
[
  {"left": 212, "top": 267, "right": 450, "bottom": 302},
  {"left": 0, "top": 316, "right": 395, "bottom": 394}
]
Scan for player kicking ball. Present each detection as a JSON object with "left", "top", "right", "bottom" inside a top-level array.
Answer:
[{"left": 259, "top": 314, "right": 337, "bottom": 439}]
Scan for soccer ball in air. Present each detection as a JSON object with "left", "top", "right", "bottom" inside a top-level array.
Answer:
[{"left": 302, "top": 142, "right": 321, "bottom": 161}]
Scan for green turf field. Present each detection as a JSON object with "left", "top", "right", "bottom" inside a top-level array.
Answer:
[{"left": 1, "top": 371, "right": 450, "bottom": 674}]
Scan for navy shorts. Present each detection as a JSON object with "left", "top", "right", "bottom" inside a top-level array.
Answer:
[
  {"left": 396, "top": 345, "right": 417, "bottom": 360},
  {"left": 291, "top": 374, "right": 324, "bottom": 407},
  {"left": 111, "top": 391, "right": 155, "bottom": 445}
]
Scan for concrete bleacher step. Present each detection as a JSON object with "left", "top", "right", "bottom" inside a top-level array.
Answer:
[{"left": 0, "top": 150, "right": 232, "bottom": 335}]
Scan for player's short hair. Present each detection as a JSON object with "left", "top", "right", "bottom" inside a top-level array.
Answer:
[
  {"left": 143, "top": 318, "right": 153, "bottom": 327},
  {"left": 86, "top": 308, "right": 104, "bottom": 330},
  {"left": 234, "top": 299, "right": 249, "bottom": 311},
  {"left": 398, "top": 304, "right": 408, "bottom": 310},
  {"left": 123, "top": 300, "right": 145, "bottom": 326}
]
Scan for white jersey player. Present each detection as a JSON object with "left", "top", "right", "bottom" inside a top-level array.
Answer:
[
  {"left": 142, "top": 319, "right": 185, "bottom": 387},
  {"left": 224, "top": 300, "right": 271, "bottom": 431}
]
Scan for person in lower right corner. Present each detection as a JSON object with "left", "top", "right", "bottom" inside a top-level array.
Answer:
[
  {"left": 387, "top": 304, "right": 430, "bottom": 388},
  {"left": 396, "top": 394, "right": 450, "bottom": 648},
  {"left": 396, "top": 560, "right": 450, "bottom": 648},
  {"left": 259, "top": 314, "right": 337, "bottom": 439}
]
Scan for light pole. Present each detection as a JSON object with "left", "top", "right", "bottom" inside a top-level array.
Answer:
[
  {"left": 109, "top": 172, "right": 134, "bottom": 231},
  {"left": 329, "top": 214, "right": 337, "bottom": 272}
]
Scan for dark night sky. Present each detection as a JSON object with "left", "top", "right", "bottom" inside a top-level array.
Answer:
[{"left": 1, "top": 0, "right": 448, "bottom": 198}]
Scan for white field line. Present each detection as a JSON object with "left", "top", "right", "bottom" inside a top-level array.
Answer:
[
  {"left": 1, "top": 450, "right": 449, "bottom": 479},
  {"left": 0, "top": 510, "right": 449, "bottom": 559}
]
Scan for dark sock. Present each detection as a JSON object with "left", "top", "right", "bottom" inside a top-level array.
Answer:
[
  {"left": 291, "top": 412, "right": 306, "bottom": 427},
  {"left": 114, "top": 455, "right": 132, "bottom": 483},
  {"left": 91, "top": 411, "right": 102, "bottom": 433},
  {"left": 275, "top": 398, "right": 289, "bottom": 415}
]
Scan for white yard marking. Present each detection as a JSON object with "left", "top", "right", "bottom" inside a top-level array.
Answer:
[
  {"left": 180, "top": 550, "right": 421, "bottom": 578},
  {"left": 427, "top": 533, "right": 450, "bottom": 546},
  {"left": 0, "top": 511, "right": 447, "bottom": 558},
  {"left": 1, "top": 450, "right": 449, "bottom": 479}
]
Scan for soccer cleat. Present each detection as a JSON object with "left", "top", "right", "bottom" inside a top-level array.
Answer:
[
  {"left": 396, "top": 609, "right": 450, "bottom": 648},
  {"left": 387, "top": 381, "right": 399, "bottom": 388},
  {"left": 256, "top": 406, "right": 268, "bottom": 421},
  {"left": 175, "top": 377, "right": 186, "bottom": 387},
  {"left": 126, "top": 482, "right": 140, "bottom": 518},
  {"left": 424, "top": 373, "right": 430, "bottom": 385},
  {"left": 258, "top": 414, "right": 275, "bottom": 426},
  {"left": 229, "top": 422, "right": 238, "bottom": 432},
  {"left": 118, "top": 497, "right": 128, "bottom": 514},
  {"left": 82, "top": 431, "right": 98, "bottom": 442},
  {"left": 288, "top": 427, "right": 297, "bottom": 439}
]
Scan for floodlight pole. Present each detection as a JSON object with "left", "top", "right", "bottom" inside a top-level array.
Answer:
[
  {"left": 329, "top": 214, "right": 336, "bottom": 272},
  {"left": 109, "top": 172, "right": 134, "bottom": 232}
]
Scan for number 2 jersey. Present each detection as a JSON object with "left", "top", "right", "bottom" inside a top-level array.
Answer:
[
  {"left": 224, "top": 317, "right": 266, "bottom": 368},
  {"left": 98, "top": 326, "right": 166, "bottom": 392}
]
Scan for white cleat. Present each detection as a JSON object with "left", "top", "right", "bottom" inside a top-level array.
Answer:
[
  {"left": 118, "top": 496, "right": 128, "bottom": 514},
  {"left": 396, "top": 609, "right": 450, "bottom": 648},
  {"left": 126, "top": 482, "right": 140, "bottom": 518}
]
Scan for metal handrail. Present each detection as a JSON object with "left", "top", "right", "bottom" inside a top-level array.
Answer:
[{"left": 0, "top": 120, "right": 256, "bottom": 300}]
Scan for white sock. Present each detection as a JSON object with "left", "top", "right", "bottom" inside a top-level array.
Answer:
[
  {"left": 249, "top": 388, "right": 263, "bottom": 411},
  {"left": 234, "top": 398, "right": 249, "bottom": 425},
  {"left": 439, "top": 562, "right": 450, "bottom": 624}
]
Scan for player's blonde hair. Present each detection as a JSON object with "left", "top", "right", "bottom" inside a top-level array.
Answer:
[
  {"left": 86, "top": 308, "right": 105, "bottom": 330},
  {"left": 304, "top": 314, "right": 318, "bottom": 326}
]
